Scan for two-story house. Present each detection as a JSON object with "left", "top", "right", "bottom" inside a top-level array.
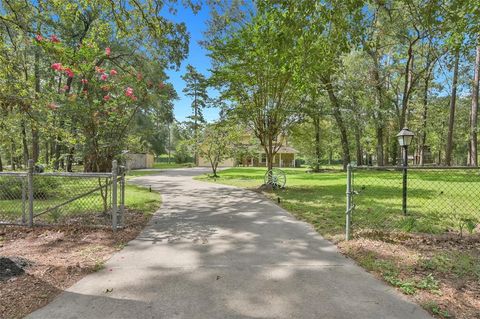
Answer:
[{"left": 197, "top": 133, "right": 298, "bottom": 168}]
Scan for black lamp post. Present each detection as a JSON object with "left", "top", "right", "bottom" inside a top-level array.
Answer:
[{"left": 397, "top": 127, "right": 415, "bottom": 216}]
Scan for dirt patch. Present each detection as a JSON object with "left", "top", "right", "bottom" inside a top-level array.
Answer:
[
  {"left": 0, "top": 209, "right": 150, "bottom": 319},
  {"left": 339, "top": 232, "right": 480, "bottom": 319},
  {"left": 0, "top": 257, "right": 31, "bottom": 281}
]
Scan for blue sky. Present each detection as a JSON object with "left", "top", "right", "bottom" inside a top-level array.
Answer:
[{"left": 164, "top": 5, "right": 220, "bottom": 123}]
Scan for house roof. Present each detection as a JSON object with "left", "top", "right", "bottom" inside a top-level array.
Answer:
[{"left": 276, "top": 146, "right": 299, "bottom": 154}]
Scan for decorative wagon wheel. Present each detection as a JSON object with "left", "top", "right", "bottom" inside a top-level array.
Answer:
[{"left": 264, "top": 168, "right": 287, "bottom": 189}]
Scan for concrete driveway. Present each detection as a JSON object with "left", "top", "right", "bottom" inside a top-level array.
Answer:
[{"left": 28, "top": 168, "right": 431, "bottom": 319}]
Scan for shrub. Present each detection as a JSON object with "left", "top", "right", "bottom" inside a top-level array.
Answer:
[
  {"left": 0, "top": 177, "right": 24, "bottom": 200},
  {"left": 0, "top": 175, "right": 60, "bottom": 200}
]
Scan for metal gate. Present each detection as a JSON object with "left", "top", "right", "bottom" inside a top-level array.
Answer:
[{"left": 0, "top": 160, "right": 125, "bottom": 230}]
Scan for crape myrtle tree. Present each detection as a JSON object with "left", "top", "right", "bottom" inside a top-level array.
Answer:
[
  {"left": 198, "top": 120, "right": 239, "bottom": 178},
  {"left": 207, "top": 1, "right": 304, "bottom": 172},
  {"left": 0, "top": 0, "right": 198, "bottom": 172}
]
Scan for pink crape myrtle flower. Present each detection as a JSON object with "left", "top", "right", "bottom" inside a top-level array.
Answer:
[
  {"left": 51, "top": 63, "right": 63, "bottom": 71},
  {"left": 81, "top": 78, "right": 88, "bottom": 84},
  {"left": 110, "top": 69, "right": 117, "bottom": 76},
  {"left": 64, "top": 68, "right": 74, "bottom": 78},
  {"left": 35, "top": 34, "right": 43, "bottom": 41},
  {"left": 105, "top": 47, "right": 111, "bottom": 56},
  {"left": 62, "top": 85, "right": 70, "bottom": 91},
  {"left": 103, "top": 95, "right": 111, "bottom": 101},
  {"left": 100, "top": 73, "right": 108, "bottom": 81},
  {"left": 125, "top": 87, "right": 134, "bottom": 97},
  {"left": 50, "top": 35, "right": 60, "bottom": 43}
]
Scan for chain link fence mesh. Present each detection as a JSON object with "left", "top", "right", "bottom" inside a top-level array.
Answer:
[
  {"left": 0, "top": 161, "right": 125, "bottom": 228},
  {"left": 32, "top": 174, "right": 113, "bottom": 226},
  {"left": 0, "top": 173, "right": 27, "bottom": 224},
  {"left": 350, "top": 166, "right": 480, "bottom": 238}
]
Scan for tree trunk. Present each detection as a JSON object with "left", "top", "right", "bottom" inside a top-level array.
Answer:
[
  {"left": 54, "top": 139, "right": 61, "bottom": 170},
  {"left": 210, "top": 158, "right": 218, "bottom": 177},
  {"left": 390, "top": 137, "right": 398, "bottom": 165},
  {"left": 66, "top": 147, "right": 74, "bottom": 172},
  {"left": 193, "top": 87, "right": 198, "bottom": 166},
  {"left": 32, "top": 43, "right": 41, "bottom": 163},
  {"left": 355, "top": 126, "right": 363, "bottom": 166},
  {"left": 10, "top": 140, "right": 16, "bottom": 170},
  {"left": 400, "top": 44, "right": 415, "bottom": 129},
  {"left": 419, "top": 72, "right": 431, "bottom": 166},
  {"left": 469, "top": 44, "right": 480, "bottom": 166},
  {"left": 370, "top": 51, "right": 385, "bottom": 166},
  {"left": 376, "top": 127, "right": 384, "bottom": 166},
  {"left": 167, "top": 122, "right": 171, "bottom": 164},
  {"left": 313, "top": 115, "right": 321, "bottom": 172},
  {"left": 323, "top": 77, "right": 350, "bottom": 170},
  {"left": 0, "top": 149, "right": 3, "bottom": 171},
  {"left": 419, "top": 49, "right": 436, "bottom": 166},
  {"left": 21, "top": 121, "right": 29, "bottom": 166},
  {"left": 45, "top": 141, "right": 50, "bottom": 164},
  {"left": 445, "top": 48, "right": 461, "bottom": 166},
  {"left": 267, "top": 135, "right": 274, "bottom": 171},
  {"left": 32, "top": 129, "right": 39, "bottom": 163}
]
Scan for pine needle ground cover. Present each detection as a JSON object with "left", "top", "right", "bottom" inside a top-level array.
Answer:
[{"left": 0, "top": 184, "right": 160, "bottom": 319}]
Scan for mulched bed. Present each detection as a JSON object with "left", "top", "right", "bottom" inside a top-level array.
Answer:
[
  {"left": 0, "top": 210, "right": 150, "bottom": 319},
  {"left": 339, "top": 232, "right": 480, "bottom": 319}
]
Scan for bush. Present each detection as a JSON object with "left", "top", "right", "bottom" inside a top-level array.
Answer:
[
  {"left": 0, "top": 177, "right": 24, "bottom": 200},
  {"left": 33, "top": 176, "right": 61, "bottom": 199},
  {"left": 174, "top": 141, "right": 193, "bottom": 164},
  {"left": 0, "top": 175, "right": 60, "bottom": 200}
]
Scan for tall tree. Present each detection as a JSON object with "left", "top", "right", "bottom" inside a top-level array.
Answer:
[
  {"left": 445, "top": 47, "right": 461, "bottom": 166},
  {"left": 207, "top": 2, "right": 304, "bottom": 172},
  {"left": 181, "top": 65, "right": 209, "bottom": 165},
  {"left": 469, "top": 43, "right": 480, "bottom": 166}
]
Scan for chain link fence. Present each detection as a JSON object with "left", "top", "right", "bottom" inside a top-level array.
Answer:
[
  {"left": 345, "top": 165, "right": 480, "bottom": 239},
  {"left": 0, "top": 160, "right": 125, "bottom": 230}
]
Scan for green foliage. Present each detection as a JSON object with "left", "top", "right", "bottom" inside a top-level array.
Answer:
[
  {"left": 198, "top": 120, "right": 240, "bottom": 176},
  {"left": 174, "top": 140, "right": 193, "bottom": 164},
  {"left": 422, "top": 301, "right": 451, "bottom": 318},
  {"left": 421, "top": 252, "right": 480, "bottom": 280},
  {"left": 416, "top": 274, "right": 440, "bottom": 292},
  {"left": 0, "top": 176, "right": 60, "bottom": 200},
  {"left": 0, "top": 0, "right": 193, "bottom": 171}
]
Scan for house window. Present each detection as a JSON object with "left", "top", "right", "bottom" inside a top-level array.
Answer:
[{"left": 261, "top": 153, "right": 267, "bottom": 163}]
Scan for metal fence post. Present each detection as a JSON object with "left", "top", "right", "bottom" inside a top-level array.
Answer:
[
  {"left": 119, "top": 168, "right": 125, "bottom": 227},
  {"left": 21, "top": 176, "right": 27, "bottom": 224},
  {"left": 346, "top": 163, "right": 353, "bottom": 241},
  {"left": 402, "top": 145, "right": 408, "bottom": 216},
  {"left": 112, "top": 160, "right": 118, "bottom": 231},
  {"left": 27, "top": 159, "right": 34, "bottom": 227}
]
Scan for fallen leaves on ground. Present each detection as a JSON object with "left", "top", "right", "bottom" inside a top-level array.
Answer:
[
  {"left": 0, "top": 210, "right": 149, "bottom": 319},
  {"left": 339, "top": 232, "right": 480, "bottom": 319}
]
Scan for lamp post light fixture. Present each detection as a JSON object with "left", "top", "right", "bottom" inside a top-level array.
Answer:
[{"left": 397, "top": 127, "right": 415, "bottom": 216}]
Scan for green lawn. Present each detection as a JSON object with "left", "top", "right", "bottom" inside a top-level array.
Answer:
[
  {"left": 124, "top": 183, "right": 161, "bottom": 213},
  {"left": 196, "top": 167, "right": 480, "bottom": 239},
  {"left": 0, "top": 175, "right": 160, "bottom": 224},
  {"left": 153, "top": 162, "right": 194, "bottom": 169}
]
